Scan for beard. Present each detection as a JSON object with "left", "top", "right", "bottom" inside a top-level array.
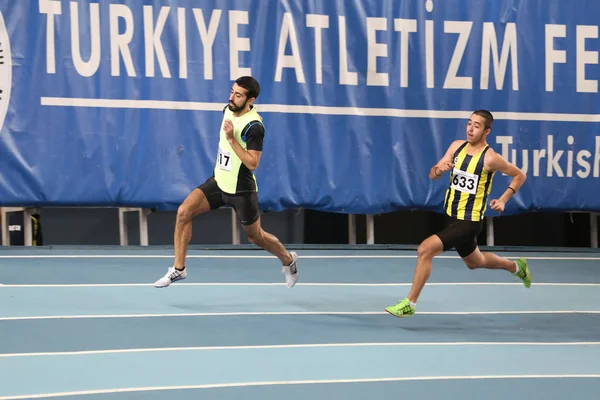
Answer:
[{"left": 228, "top": 100, "right": 247, "bottom": 112}]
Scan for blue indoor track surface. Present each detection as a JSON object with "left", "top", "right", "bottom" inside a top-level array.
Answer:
[{"left": 1, "top": 248, "right": 600, "bottom": 399}]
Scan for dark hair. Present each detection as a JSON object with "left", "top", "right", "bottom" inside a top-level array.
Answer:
[
  {"left": 235, "top": 76, "right": 260, "bottom": 100},
  {"left": 472, "top": 109, "right": 494, "bottom": 130}
]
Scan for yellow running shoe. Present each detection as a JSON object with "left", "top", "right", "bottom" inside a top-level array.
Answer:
[
  {"left": 385, "top": 298, "right": 416, "bottom": 318},
  {"left": 515, "top": 258, "right": 532, "bottom": 288}
]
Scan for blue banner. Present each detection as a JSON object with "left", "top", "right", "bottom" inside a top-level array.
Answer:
[{"left": 0, "top": 0, "right": 599, "bottom": 215}]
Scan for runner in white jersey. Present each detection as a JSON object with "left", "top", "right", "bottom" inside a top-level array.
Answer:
[{"left": 154, "top": 76, "right": 299, "bottom": 288}]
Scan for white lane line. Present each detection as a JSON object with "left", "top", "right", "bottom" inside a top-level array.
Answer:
[
  {"left": 0, "top": 282, "right": 599, "bottom": 288},
  {"left": 0, "top": 254, "right": 599, "bottom": 260},
  {"left": 2, "top": 374, "right": 600, "bottom": 399},
  {"left": 2, "top": 341, "right": 600, "bottom": 358},
  {"left": 1, "top": 310, "right": 599, "bottom": 321}
]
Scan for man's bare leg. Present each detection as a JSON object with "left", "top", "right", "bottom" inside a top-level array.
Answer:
[
  {"left": 242, "top": 217, "right": 293, "bottom": 265},
  {"left": 154, "top": 188, "right": 210, "bottom": 288},
  {"left": 385, "top": 234, "right": 444, "bottom": 317},
  {"left": 173, "top": 189, "right": 211, "bottom": 270},
  {"left": 461, "top": 248, "right": 517, "bottom": 272},
  {"left": 242, "top": 217, "right": 298, "bottom": 288},
  {"left": 461, "top": 248, "right": 532, "bottom": 288},
  {"left": 406, "top": 234, "right": 445, "bottom": 304}
]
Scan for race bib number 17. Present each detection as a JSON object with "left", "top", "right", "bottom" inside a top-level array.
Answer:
[
  {"left": 451, "top": 168, "right": 479, "bottom": 195},
  {"left": 218, "top": 148, "right": 232, "bottom": 171}
]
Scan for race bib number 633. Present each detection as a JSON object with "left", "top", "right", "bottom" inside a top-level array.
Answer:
[{"left": 451, "top": 168, "right": 479, "bottom": 195}]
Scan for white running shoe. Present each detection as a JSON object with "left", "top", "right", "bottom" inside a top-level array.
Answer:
[
  {"left": 281, "top": 252, "right": 299, "bottom": 288},
  {"left": 154, "top": 266, "right": 187, "bottom": 288}
]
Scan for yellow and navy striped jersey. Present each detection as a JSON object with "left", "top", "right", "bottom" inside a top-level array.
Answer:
[{"left": 443, "top": 141, "right": 495, "bottom": 221}]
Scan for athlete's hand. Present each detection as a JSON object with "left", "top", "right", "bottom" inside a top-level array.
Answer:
[
  {"left": 223, "top": 120, "right": 234, "bottom": 141},
  {"left": 436, "top": 161, "right": 454, "bottom": 174},
  {"left": 489, "top": 199, "right": 505, "bottom": 213}
]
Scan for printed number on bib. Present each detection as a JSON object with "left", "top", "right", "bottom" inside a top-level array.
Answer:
[
  {"left": 451, "top": 168, "right": 478, "bottom": 195},
  {"left": 218, "top": 148, "right": 232, "bottom": 171}
]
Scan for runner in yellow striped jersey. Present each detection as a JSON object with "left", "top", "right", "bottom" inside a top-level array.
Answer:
[{"left": 386, "top": 110, "right": 531, "bottom": 318}]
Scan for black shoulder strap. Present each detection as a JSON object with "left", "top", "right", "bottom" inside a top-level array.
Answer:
[{"left": 453, "top": 141, "right": 469, "bottom": 158}]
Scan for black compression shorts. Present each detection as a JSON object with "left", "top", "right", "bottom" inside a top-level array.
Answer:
[
  {"left": 197, "top": 177, "right": 260, "bottom": 226},
  {"left": 435, "top": 215, "right": 484, "bottom": 258}
]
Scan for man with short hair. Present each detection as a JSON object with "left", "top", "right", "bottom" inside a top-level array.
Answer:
[
  {"left": 154, "top": 76, "right": 299, "bottom": 288},
  {"left": 385, "top": 109, "right": 531, "bottom": 317}
]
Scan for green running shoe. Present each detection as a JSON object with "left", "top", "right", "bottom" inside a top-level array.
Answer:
[
  {"left": 515, "top": 258, "right": 532, "bottom": 288},
  {"left": 385, "top": 298, "right": 416, "bottom": 318}
]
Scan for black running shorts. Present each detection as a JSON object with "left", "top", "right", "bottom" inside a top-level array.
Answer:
[
  {"left": 436, "top": 215, "right": 484, "bottom": 258},
  {"left": 197, "top": 177, "right": 260, "bottom": 226}
]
